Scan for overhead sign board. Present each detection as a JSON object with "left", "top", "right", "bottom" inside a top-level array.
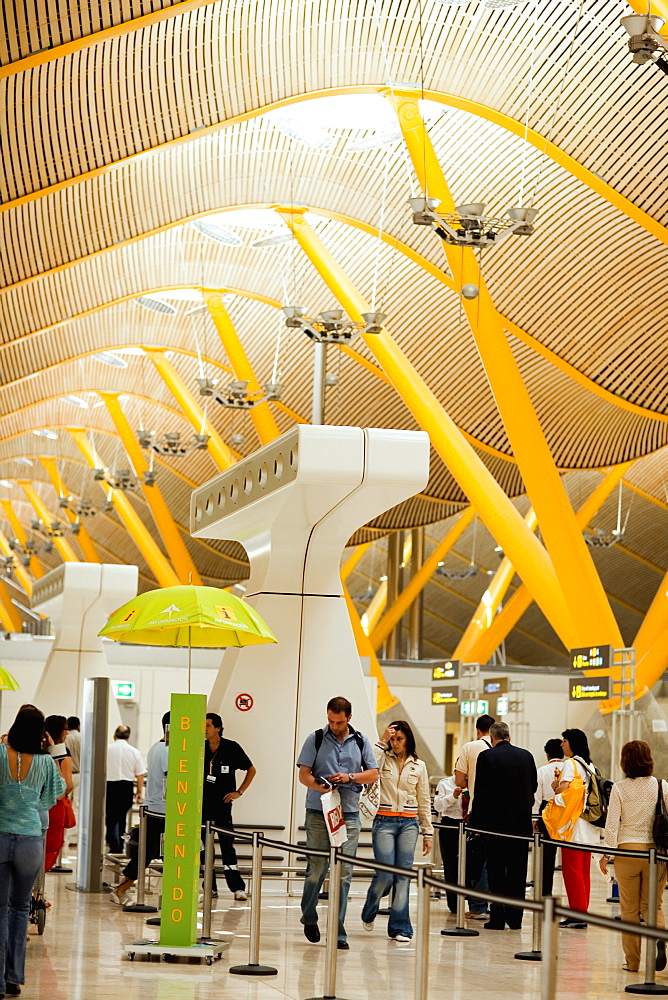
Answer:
[
  {"left": 432, "top": 688, "right": 459, "bottom": 706},
  {"left": 460, "top": 699, "right": 489, "bottom": 717},
  {"left": 432, "top": 660, "right": 460, "bottom": 681},
  {"left": 569, "top": 676, "right": 611, "bottom": 701},
  {"left": 496, "top": 695, "right": 509, "bottom": 716},
  {"left": 112, "top": 680, "right": 135, "bottom": 700},
  {"left": 569, "top": 645, "right": 613, "bottom": 671},
  {"left": 483, "top": 677, "right": 507, "bottom": 696}
]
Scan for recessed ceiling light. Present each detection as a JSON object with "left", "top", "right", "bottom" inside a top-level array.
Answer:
[
  {"left": 92, "top": 351, "right": 128, "bottom": 368},
  {"left": 191, "top": 220, "right": 243, "bottom": 246},
  {"left": 14, "top": 457, "right": 34, "bottom": 466},
  {"left": 61, "top": 394, "right": 89, "bottom": 408},
  {"left": 33, "top": 429, "right": 58, "bottom": 439},
  {"left": 251, "top": 233, "right": 295, "bottom": 248},
  {"left": 134, "top": 296, "right": 177, "bottom": 315},
  {"left": 0, "top": 479, "right": 13, "bottom": 487}
]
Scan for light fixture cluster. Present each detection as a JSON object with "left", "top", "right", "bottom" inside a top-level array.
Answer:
[
  {"left": 58, "top": 495, "right": 114, "bottom": 519},
  {"left": 583, "top": 527, "right": 626, "bottom": 549},
  {"left": 409, "top": 197, "right": 538, "bottom": 249},
  {"left": 197, "top": 379, "right": 283, "bottom": 409},
  {"left": 620, "top": 14, "right": 668, "bottom": 72},
  {"left": 282, "top": 307, "right": 385, "bottom": 343},
  {"left": 136, "top": 429, "right": 211, "bottom": 456},
  {"left": 436, "top": 563, "right": 479, "bottom": 580},
  {"left": 7, "top": 536, "right": 55, "bottom": 563},
  {"left": 93, "top": 467, "right": 156, "bottom": 490}
]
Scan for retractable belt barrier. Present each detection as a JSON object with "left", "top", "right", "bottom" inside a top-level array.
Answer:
[{"left": 123, "top": 812, "right": 668, "bottom": 1000}]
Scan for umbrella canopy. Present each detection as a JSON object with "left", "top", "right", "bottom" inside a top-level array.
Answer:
[
  {"left": 98, "top": 585, "right": 277, "bottom": 648},
  {"left": 0, "top": 666, "right": 20, "bottom": 691}
]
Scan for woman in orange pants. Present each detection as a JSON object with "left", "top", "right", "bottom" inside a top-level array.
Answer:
[{"left": 43, "top": 716, "right": 73, "bottom": 871}]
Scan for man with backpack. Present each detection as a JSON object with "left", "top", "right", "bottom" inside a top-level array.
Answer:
[{"left": 297, "top": 696, "right": 379, "bottom": 949}]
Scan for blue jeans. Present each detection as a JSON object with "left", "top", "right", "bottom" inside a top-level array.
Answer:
[
  {"left": 362, "top": 816, "right": 419, "bottom": 938},
  {"left": 0, "top": 832, "right": 45, "bottom": 991},
  {"left": 301, "top": 809, "right": 361, "bottom": 943}
]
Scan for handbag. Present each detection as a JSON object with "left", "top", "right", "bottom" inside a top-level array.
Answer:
[
  {"left": 358, "top": 779, "right": 380, "bottom": 822},
  {"left": 652, "top": 778, "right": 668, "bottom": 850},
  {"left": 320, "top": 789, "right": 348, "bottom": 847},
  {"left": 63, "top": 796, "right": 76, "bottom": 829}
]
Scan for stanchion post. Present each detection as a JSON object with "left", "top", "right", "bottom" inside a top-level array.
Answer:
[
  {"left": 123, "top": 804, "right": 157, "bottom": 913},
  {"left": 516, "top": 830, "right": 543, "bottom": 961},
  {"left": 415, "top": 867, "right": 431, "bottom": 1000},
  {"left": 305, "top": 845, "right": 347, "bottom": 1000},
  {"left": 441, "top": 821, "right": 479, "bottom": 937},
  {"left": 229, "top": 831, "right": 278, "bottom": 976},
  {"left": 540, "top": 896, "right": 558, "bottom": 1000},
  {"left": 200, "top": 820, "right": 215, "bottom": 942},
  {"left": 626, "top": 848, "right": 668, "bottom": 995}
]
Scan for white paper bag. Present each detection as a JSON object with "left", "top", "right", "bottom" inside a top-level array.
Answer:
[{"left": 320, "top": 789, "right": 348, "bottom": 847}]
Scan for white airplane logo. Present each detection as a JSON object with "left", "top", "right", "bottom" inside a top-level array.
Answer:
[{"left": 159, "top": 604, "right": 182, "bottom": 617}]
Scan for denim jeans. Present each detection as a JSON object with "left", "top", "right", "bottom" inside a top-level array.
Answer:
[
  {"left": 361, "top": 816, "right": 419, "bottom": 938},
  {"left": 301, "top": 809, "right": 361, "bottom": 943},
  {"left": 0, "top": 831, "right": 45, "bottom": 991}
]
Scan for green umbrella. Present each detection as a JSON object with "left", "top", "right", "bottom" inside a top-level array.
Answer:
[
  {"left": 98, "top": 585, "right": 277, "bottom": 691},
  {"left": 0, "top": 666, "right": 20, "bottom": 691}
]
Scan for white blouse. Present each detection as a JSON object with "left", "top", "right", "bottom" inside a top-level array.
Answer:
[{"left": 604, "top": 776, "right": 668, "bottom": 848}]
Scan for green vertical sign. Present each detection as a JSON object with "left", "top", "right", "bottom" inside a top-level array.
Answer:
[{"left": 160, "top": 692, "right": 206, "bottom": 948}]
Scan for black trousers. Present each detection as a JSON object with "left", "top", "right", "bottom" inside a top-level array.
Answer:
[
  {"left": 438, "top": 819, "right": 460, "bottom": 913},
  {"left": 105, "top": 780, "right": 134, "bottom": 854},
  {"left": 201, "top": 807, "right": 245, "bottom": 893},
  {"left": 484, "top": 834, "right": 529, "bottom": 929},
  {"left": 122, "top": 814, "right": 165, "bottom": 881},
  {"left": 541, "top": 838, "right": 558, "bottom": 896}
]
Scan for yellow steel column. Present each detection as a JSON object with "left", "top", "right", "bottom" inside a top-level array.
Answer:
[
  {"left": 370, "top": 507, "right": 477, "bottom": 652},
  {"left": 364, "top": 534, "right": 413, "bottom": 636},
  {"left": 467, "top": 463, "right": 633, "bottom": 664},
  {"left": 38, "top": 457, "right": 100, "bottom": 563},
  {"left": 98, "top": 392, "right": 202, "bottom": 585},
  {"left": 17, "top": 482, "right": 79, "bottom": 562},
  {"left": 0, "top": 526, "right": 35, "bottom": 596},
  {"left": 387, "top": 90, "right": 621, "bottom": 649},
  {"left": 143, "top": 347, "right": 235, "bottom": 470},
  {"left": 0, "top": 500, "right": 44, "bottom": 578},
  {"left": 454, "top": 509, "right": 538, "bottom": 660},
  {"left": 203, "top": 291, "right": 281, "bottom": 446},
  {"left": 68, "top": 428, "right": 180, "bottom": 588},
  {"left": 633, "top": 566, "right": 668, "bottom": 658},
  {"left": 0, "top": 579, "right": 22, "bottom": 632},
  {"left": 341, "top": 542, "right": 372, "bottom": 582},
  {"left": 277, "top": 208, "right": 575, "bottom": 649},
  {"left": 343, "top": 583, "right": 399, "bottom": 715}
]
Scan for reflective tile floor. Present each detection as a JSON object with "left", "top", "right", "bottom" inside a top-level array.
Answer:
[{"left": 21, "top": 853, "right": 666, "bottom": 1000}]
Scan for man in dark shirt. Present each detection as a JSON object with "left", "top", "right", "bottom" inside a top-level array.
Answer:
[
  {"left": 201, "top": 712, "right": 256, "bottom": 901},
  {"left": 469, "top": 721, "right": 537, "bottom": 930}
]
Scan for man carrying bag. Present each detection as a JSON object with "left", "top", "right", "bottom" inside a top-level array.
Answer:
[{"left": 297, "top": 696, "right": 378, "bottom": 950}]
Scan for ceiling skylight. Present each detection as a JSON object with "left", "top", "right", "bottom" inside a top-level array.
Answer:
[
  {"left": 61, "top": 394, "right": 89, "bottom": 408},
  {"left": 134, "top": 296, "right": 178, "bottom": 315},
  {"left": 192, "top": 220, "right": 243, "bottom": 246},
  {"left": 33, "top": 429, "right": 58, "bottom": 439},
  {"left": 14, "top": 457, "right": 34, "bottom": 466},
  {"left": 92, "top": 351, "right": 128, "bottom": 368}
]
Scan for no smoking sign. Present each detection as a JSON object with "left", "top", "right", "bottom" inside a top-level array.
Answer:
[{"left": 235, "top": 693, "right": 254, "bottom": 712}]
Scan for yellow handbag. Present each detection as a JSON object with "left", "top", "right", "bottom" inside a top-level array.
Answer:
[{"left": 542, "top": 772, "right": 586, "bottom": 842}]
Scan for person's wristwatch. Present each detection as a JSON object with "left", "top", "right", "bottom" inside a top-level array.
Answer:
[{"left": 348, "top": 773, "right": 356, "bottom": 783}]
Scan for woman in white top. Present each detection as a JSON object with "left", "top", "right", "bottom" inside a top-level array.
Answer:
[
  {"left": 601, "top": 740, "right": 668, "bottom": 973},
  {"left": 552, "top": 728, "right": 599, "bottom": 927},
  {"left": 361, "top": 721, "right": 433, "bottom": 942}
]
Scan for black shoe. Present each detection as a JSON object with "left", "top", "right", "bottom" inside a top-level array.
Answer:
[
  {"left": 304, "top": 924, "right": 320, "bottom": 943},
  {"left": 560, "top": 918, "right": 586, "bottom": 929},
  {"left": 337, "top": 941, "right": 349, "bottom": 950},
  {"left": 483, "top": 921, "right": 505, "bottom": 930},
  {"left": 657, "top": 940, "right": 667, "bottom": 972},
  {"left": 5, "top": 986, "right": 21, "bottom": 997}
]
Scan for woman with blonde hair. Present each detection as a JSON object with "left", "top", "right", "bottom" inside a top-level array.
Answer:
[{"left": 601, "top": 740, "right": 668, "bottom": 973}]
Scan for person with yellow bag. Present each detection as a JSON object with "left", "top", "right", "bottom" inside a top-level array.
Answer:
[{"left": 542, "top": 729, "right": 600, "bottom": 928}]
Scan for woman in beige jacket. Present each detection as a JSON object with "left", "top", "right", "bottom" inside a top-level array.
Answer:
[{"left": 361, "top": 721, "right": 433, "bottom": 941}]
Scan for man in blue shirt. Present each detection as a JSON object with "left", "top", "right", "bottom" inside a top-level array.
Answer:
[{"left": 297, "top": 696, "right": 378, "bottom": 949}]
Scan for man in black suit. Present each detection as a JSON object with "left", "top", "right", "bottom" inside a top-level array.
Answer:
[{"left": 468, "top": 721, "right": 537, "bottom": 930}]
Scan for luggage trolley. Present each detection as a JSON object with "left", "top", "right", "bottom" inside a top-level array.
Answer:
[{"left": 29, "top": 836, "right": 48, "bottom": 935}]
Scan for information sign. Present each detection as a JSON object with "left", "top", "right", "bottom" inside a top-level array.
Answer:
[
  {"left": 496, "top": 695, "right": 509, "bottom": 715},
  {"left": 569, "top": 645, "right": 613, "bottom": 670},
  {"left": 112, "top": 680, "right": 135, "bottom": 700},
  {"left": 432, "top": 688, "right": 459, "bottom": 706},
  {"left": 432, "top": 660, "right": 460, "bottom": 681},
  {"left": 460, "top": 699, "right": 489, "bottom": 717},
  {"left": 569, "top": 676, "right": 611, "bottom": 701}
]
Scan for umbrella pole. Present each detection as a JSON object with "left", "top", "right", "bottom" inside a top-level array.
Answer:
[{"left": 188, "top": 626, "right": 192, "bottom": 694}]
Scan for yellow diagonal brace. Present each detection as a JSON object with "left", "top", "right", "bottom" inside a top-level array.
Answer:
[
  {"left": 68, "top": 428, "right": 180, "bottom": 588},
  {"left": 143, "top": 348, "right": 235, "bottom": 471},
  {"left": 467, "top": 463, "right": 634, "bottom": 664},
  {"left": 635, "top": 566, "right": 668, "bottom": 663},
  {"left": 98, "top": 392, "right": 202, "bottom": 585},
  {"left": 388, "top": 90, "right": 622, "bottom": 650},
  {"left": 17, "top": 481, "right": 79, "bottom": 562},
  {"left": 202, "top": 291, "right": 281, "bottom": 446},
  {"left": 38, "top": 457, "right": 100, "bottom": 563},
  {"left": 0, "top": 579, "right": 22, "bottom": 632},
  {"left": 343, "top": 584, "right": 399, "bottom": 715},
  {"left": 370, "top": 507, "right": 476, "bottom": 652},
  {"left": 278, "top": 209, "right": 575, "bottom": 649},
  {"left": 341, "top": 543, "right": 371, "bottom": 582},
  {"left": 0, "top": 526, "right": 34, "bottom": 595},
  {"left": 0, "top": 500, "right": 44, "bottom": 578},
  {"left": 454, "top": 510, "right": 538, "bottom": 660}
]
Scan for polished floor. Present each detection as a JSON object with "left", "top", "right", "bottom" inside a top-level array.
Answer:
[{"left": 22, "top": 853, "right": 664, "bottom": 1000}]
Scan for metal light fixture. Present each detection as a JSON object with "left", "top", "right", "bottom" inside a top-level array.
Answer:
[
  {"left": 620, "top": 14, "right": 668, "bottom": 69},
  {"left": 409, "top": 196, "right": 538, "bottom": 249},
  {"left": 197, "top": 378, "right": 283, "bottom": 409},
  {"left": 58, "top": 495, "right": 114, "bottom": 518},
  {"left": 436, "top": 563, "right": 478, "bottom": 579},
  {"left": 282, "top": 305, "right": 385, "bottom": 343},
  {"left": 92, "top": 467, "right": 155, "bottom": 491},
  {"left": 136, "top": 429, "right": 210, "bottom": 456},
  {"left": 8, "top": 535, "right": 55, "bottom": 564}
]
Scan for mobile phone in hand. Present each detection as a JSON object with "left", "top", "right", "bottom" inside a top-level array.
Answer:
[{"left": 316, "top": 776, "right": 332, "bottom": 789}]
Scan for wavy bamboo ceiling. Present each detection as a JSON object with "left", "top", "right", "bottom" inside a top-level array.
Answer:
[{"left": 0, "top": 0, "right": 667, "bottom": 661}]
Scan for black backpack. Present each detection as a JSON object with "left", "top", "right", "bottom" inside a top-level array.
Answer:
[
  {"left": 575, "top": 756, "right": 611, "bottom": 827},
  {"left": 311, "top": 727, "right": 371, "bottom": 773}
]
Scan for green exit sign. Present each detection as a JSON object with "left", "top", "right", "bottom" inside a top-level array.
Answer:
[{"left": 112, "top": 680, "right": 135, "bottom": 700}]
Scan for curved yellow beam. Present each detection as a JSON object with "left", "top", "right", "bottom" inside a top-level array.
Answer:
[
  {"left": 0, "top": 499, "right": 44, "bottom": 577},
  {"left": 0, "top": 579, "right": 22, "bottom": 632}
]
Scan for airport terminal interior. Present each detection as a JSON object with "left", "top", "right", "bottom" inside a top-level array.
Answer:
[{"left": 1, "top": 0, "right": 668, "bottom": 996}]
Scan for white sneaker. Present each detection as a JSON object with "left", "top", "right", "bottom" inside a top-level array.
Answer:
[
  {"left": 363, "top": 921, "right": 374, "bottom": 932},
  {"left": 234, "top": 890, "right": 248, "bottom": 901},
  {"left": 109, "top": 890, "right": 124, "bottom": 905},
  {"left": 393, "top": 934, "right": 412, "bottom": 943}
]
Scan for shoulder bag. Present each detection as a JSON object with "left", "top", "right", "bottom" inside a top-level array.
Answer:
[{"left": 652, "top": 778, "right": 668, "bottom": 851}]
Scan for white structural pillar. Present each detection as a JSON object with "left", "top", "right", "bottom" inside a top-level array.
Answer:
[
  {"left": 31, "top": 563, "right": 138, "bottom": 718},
  {"left": 191, "top": 425, "right": 430, "bottom": 843}
]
